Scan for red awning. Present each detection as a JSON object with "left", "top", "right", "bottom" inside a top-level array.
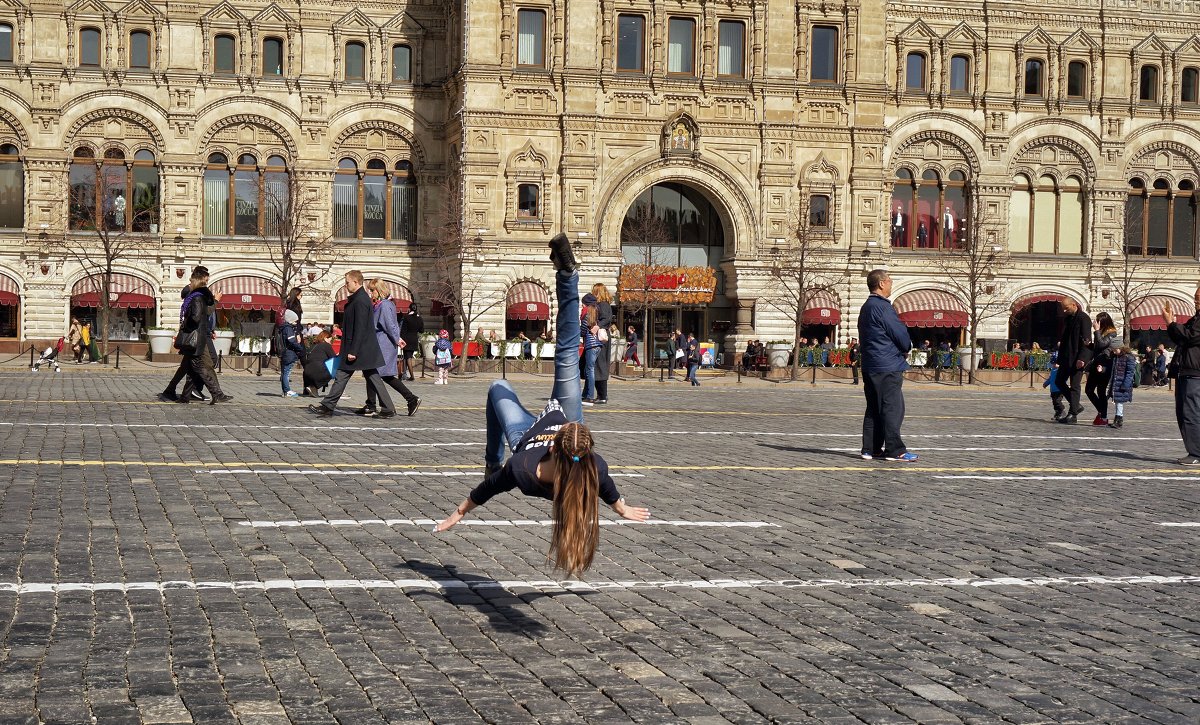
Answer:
[
  {"left": 1012, "top": 292, "right": 1074, "bottom": 314},
  {"left": 893, "top": 289, "right": 968, "bottom": 328},
  {"left": 0, "top": 273, "right": 17, "bottom": 306},
  {"left": 334, "top": 280, "right": 413, "bottom": 313},
  {"left": 1130, "top": 294, "right": 1194, "bottom": 330},
  {"left": 506, "top": 281, "right": 550, "bottom": 321},
  {"left": 801, "top": 290, "right": 841, "bottom": 326},
  {"left": 0, "top": 290, "right": 17, "bottom": 306},
  {"left": 70, "top": 273, "right": 156, "bottom": 309},
  {"left": 210, "top": 276, "right": 282, "bottom": 312}
]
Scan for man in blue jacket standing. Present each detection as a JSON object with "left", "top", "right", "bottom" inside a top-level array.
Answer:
[{"left": 857, "top": 269, "right": 918, "bottom": 462}]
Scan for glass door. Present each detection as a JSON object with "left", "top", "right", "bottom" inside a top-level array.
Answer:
[{"left": 652, "top": 308, "right": 678, "bottom": 364}]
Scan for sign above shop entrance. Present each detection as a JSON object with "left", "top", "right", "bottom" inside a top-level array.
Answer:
[{"left": 618, "top": 265, "right": 717, "bottom": 305}]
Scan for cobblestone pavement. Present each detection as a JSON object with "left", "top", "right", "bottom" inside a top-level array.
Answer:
[{"left": 1, "top": 369, "right": 1199, "bottom": 724}]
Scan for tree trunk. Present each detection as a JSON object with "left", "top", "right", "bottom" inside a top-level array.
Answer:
[{"left": 790, "top": 318, "right": 803, "bottom": 380}]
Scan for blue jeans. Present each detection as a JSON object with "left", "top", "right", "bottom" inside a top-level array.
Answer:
[
  {"left": 485, "top": 268, "right": 582, "bottom": 465},
  {"left": 686, "top": 362, "right": 698, "bottom": 384},
  {"left": 280, "top": 361, "right": 295, "bottom": 394},
  {"left": 582, "top": 345, "right": 599, "bottom": 399}
]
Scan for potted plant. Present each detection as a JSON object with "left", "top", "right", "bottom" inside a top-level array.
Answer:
[
  {"left": 213, "top": 327, "right": 235, "bottom": 357},
  {"left": 766, "top": 340, "right": 791, "bottom": 368},
  {"left": 147, "top": 327, "right": 175, "bottom": 355}
]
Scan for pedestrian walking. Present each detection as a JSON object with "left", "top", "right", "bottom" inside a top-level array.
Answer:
[
  {"left": 278, "top": 309, "right": 304, "bottom": 398},
  {"left": 176, "top": 266, "right": 231, "bottom": 405},
  {"left": 399, "top": 303, "right": 423, "bottom": 380},
  {"left": 848, "top": 337, "right": 860, "bottom": 385},
  {"left": 355, "top": 279, "right": 420, "bottom": 417},
  {"left": 1156, "top": 345, "right": 1169, "bottom": 386},
  {"left": 685, "top": 333, "right": 701, "bottom": 386},
  {"left": 434, "top": 233, "right": 650, "bottom": 575},
  {"left": 1166, "top": 289, "right": 1200, "bottom": 464},
  {"left": 308, "top": 270, "right": 393, "bottom": 417},
  {"left": 579, "top": 293, "right": 603, "bottom": 405},
  {"left": 302, "top": 330, "right": 335, "bottom": 396},
  {"left": 1044, "top": 362, "right": 1066, "bottom": 420},
  {"left": 1107, "top": 346, "right": 1136, "bottom": 429},
  {"left": 68, "top": 318, "right": 82, "bottom": 363},
  {"left": 1054, "top": 297, "right": 1093, "bottom": 424},
  {"left": 161, "top": 283, "right": 209, "bottom": 402},
  {"left": 433, "top": 329, "right": 452, "bottom": 384},
  {"left": 623, "top": 325, "right": 641, "bottom": 367},
  {"left": 857, "top": 269, "right": 917, "bottom": 462},
  {"left": 590, "top": 283, "right": 613, "bottom": 404},
  {"left": 285, "top": 287, "right": 303, "bottom": 320},
  {"left": 668, "top": 328, "right": 685, "bottom": 379},
  {"left": 1085, "top": 312, "right": 1120, "bottom": 426}
]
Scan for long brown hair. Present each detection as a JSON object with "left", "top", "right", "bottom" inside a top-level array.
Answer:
[
  {"left": 1096, "top": 311, "right": 1117, "bottom": 337},
  {"left": 549, "top": 422, "right": 600, "bottom": 577}
]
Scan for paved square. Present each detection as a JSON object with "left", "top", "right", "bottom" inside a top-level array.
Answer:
[{"left": 1, "top": 369, "right": 1199, "bottom": 723}]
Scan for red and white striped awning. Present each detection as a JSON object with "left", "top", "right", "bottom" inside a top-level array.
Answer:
[
  {"left": 506, "top": 281, "right": 550, "bottom": 321},
  {"left": 0, "top": 271, "right": 17, "bottom": 306},
  {"left": 334, "top": 280, "right": 413, "bottom": 313},
  {"left": 1130, "top": 294, "right": 1194, "bottom": 330},
  {"left": 209, "top": 276, "right": 282, "bottom": 311},
  {"left": 802, "top": 289, "right": 841, "bottom": 326},
  {"left": 70, "top": 273, "right": 156, "bottom": 309},
  {"left": 1011, "top": 292, "right": 1078, "bottom": 315},
  {"left": 892, "top": 289, "right": 968, "bottom": 328}
]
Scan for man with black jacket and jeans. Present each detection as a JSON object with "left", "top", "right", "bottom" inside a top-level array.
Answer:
[
  {"left": 1054, "top": 297, "right": 1092, "bottom": 424},
  {"left": 177, "top": 267, "right": 231, "bottom": 405},
  {"left": 857, "top": 269, "right": 916, "bottom": 462},
  {"left": 309, "top": 270, "right": 393, "bottom": 417},
  {"left": 1166, "top": 287, "right": 1200, "bottom": 464}
]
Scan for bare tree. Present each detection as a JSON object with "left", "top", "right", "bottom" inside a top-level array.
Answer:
[
  {"left": 616, "top": 207, "right": 673, "bottom": 375},
  {"left": 63, "top": 179, "right": 158, "bottom": 357},
  {"left": 761, "top": 196, "right": 846, "bottom": 380},
  {"left": 259, "top": 175, "right": 340, "bottom": 306},
  {"left": 928, "top": 204, "right": 1013, "bottom": 383},
  {"left": 420, "top": 178, "right": 504, "bottom": 361},
  {"left": 1104, "top": 210, "right": 1159, "bottom": 345}
]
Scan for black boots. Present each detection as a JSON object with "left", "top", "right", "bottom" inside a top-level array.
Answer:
[
  {"left": 549, "top": 233, "right": 578, "bottom": 272},
  {"left": 1108, "top": 415, "right": 1124, "bottom": 428}
]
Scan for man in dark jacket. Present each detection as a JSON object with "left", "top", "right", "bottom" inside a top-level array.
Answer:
[
  {"left": 1054, "top": 296, "right": 1092, "bottom": 424},
  {"left": 178, "top": 267, "right": 231, "bottom": 405},
  {"left": 399, "top": 303, "right": 423, "bottom": 380},
  {"left": 309, "top": 270, "right": 393, "bottom": 416},
  {"left": 857, "top": 269, "right": 916, "bottom": 462},
  {"left": 1166, "top": 288, "right": 1200, "bottom": 463}
]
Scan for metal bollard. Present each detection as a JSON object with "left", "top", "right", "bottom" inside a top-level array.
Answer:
[
  {"left": 29, "top": 344, "right": 34, "bottom": 367},
  {"left": 115, "top": 347, "right": 120, "bottom": 370},
  {"left": 502, "top": 354, "right": 507, "bottom": 380},
  {"left": 217, "top": 351, "right": 222, "bottom": 373},
  {"left": 256, "top": 354, "right": 263, "bottom": 377}
]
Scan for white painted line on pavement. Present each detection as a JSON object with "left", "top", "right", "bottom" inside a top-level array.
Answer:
[
  {"left": 236, "top": 518, "right": 778, "bottom": 529},
  {"left": 206, "top": 440, "right": 479, "bottom": 448},
  {"left": 2, "top": 573, "right": 1198, "bottom": 596},
  {"left": 195, "top": 468, "right": 645, "bottom": 478},
  {"left": 1158, "top": 522, "right": 1200, "bottom": 527}
]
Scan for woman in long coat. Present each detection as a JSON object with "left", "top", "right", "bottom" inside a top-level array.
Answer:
[
  {"left": 358, "top": 280, "right": 421, "bottom": 417},
  {"left": 590, "top": 283, "right": 614, "bottom": 404}
]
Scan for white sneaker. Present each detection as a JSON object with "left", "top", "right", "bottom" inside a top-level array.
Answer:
[{"left": 284, "top": 391, "right": 299, "bottom": 398}]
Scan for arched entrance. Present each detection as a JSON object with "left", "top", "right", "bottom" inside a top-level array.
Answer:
[
  {"left": 0, "top": 271, "right": 19, "bottom": 339},
  {"left": 617, "top": 181, "right": 729, "bottom": 362},
  {"left": 1009, "top": 293, "right": 1076, "bottom": 351}
]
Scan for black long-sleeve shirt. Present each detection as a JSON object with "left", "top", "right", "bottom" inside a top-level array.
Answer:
[{"left": 469, "top": 411, "right": 621, "bottom": 506}]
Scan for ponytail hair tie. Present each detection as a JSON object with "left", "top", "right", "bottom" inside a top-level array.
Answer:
[{"left": 571, "top": 455, "right": 580, "bottom": 462}]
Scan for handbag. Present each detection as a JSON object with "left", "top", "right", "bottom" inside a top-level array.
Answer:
[
  {"left": 325, "top": 355, "right": 341, "bottom": 378},
  {"left": 174, "top": 328, "right": 200, "bottom": 353},
  {"left": 597, "top": 327, "right": 609, "bottom": 343}
]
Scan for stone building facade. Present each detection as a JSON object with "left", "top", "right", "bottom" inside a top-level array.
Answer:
[{"left": 0, "top": 0, "right": 1198, "bottom": 356}]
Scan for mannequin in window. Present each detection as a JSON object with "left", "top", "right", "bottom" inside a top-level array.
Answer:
[
  {"left": 942, "top": 205, "right": 956, "bottom": 247},
  {"left": 891, "top": 204, "right": 907, "bottom": 245},
  {"left": 112, "top": 192, "right": 126, "bottom": 228},
  {"left": 917, "top": 222, "right": 929, "bottom": 248}
]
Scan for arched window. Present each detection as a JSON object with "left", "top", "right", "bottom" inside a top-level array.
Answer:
[
  {"left": 1032, "top": 175, "right": 1057, "bottom": 253},
  {"left": 203, "top": 152, "right": 288, "bottom": 236},
  {"left": 1126, "top": 178, "right": 1193, "bottom": 257},
  {"left": 890, "top": 168, "right": 970, "bottom": 250},
  {"left": 1183, "top": 67, "right": 1199, "bottom": 105},
  {"left": 262, "top": 38, "right": 283, "bottom": 76},
  {"left": 214, "top": 34, "right": 236, "bottom": 74},
  {"left": 621, "top": 182, "right": 726, "bottom": 268},
  {"left": 129, "top": 30, "right": 151, "bottom": 68},
  {"left": 391, "top": 44, "right": 411, "bottom": 82},
  {"left": 1140, "top": 65, "right": 1160, "bottom": 102},
  {"left": 79, "top": 28, "right": 101, "bottom": 67},
  {"left": 1024, "top": 58, "right": 1044, "bottom": 96},
  {"left": 68, "top": 147, "right": 159, "bottom": 232},
  {"left": 0, "top": 23, "right": 12, "bottom": 64},
  {"left": 345, "top": 41, "right": 365, "bottom": 80},
  {"left": 949, "top": 55, "right": 970, "bottom": 93},
  {"left": 905, "top": 52, "right": 926, "bottom": 91},
  {"left": 0, "top": 144, "right": 22, "bottom": 229},
  {"left": 1067, "top": 61, "right": 1088, "bottom": 98},
  {"left": 1058, "top": 176, "right": 1084, "bottom": 255},
  {"left": 333, "top": 158, "right": 418, "bottom": 240}
]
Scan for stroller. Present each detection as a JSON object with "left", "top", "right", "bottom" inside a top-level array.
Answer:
[{"left": 32, "top": 337, "right": 64, "bottom": 373}]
